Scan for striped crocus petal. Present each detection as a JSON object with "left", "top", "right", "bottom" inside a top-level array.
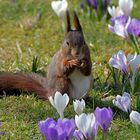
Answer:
[{"left": 109, "top": 50, "right": 129, "bottom": 74}]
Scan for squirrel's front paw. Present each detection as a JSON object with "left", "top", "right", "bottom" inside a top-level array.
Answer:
[
  {"left": 78, "top": 58, "right": 91, "bottom": 76},
  {"left": 79, "top": 59, "right": 87, "bottom": 69},
  {"left": 63, "top": 59, "right": 80, "bottom": 75},
  {"left": 64, "top": 59, "right": 80, "bottom": 68}
]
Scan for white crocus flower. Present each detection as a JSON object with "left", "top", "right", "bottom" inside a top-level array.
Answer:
[
  {"left": 48, "top": 91, "right": 69, "bottom": 119},
  {"left": 75, "top": 113, "right": 95, "bottom": 138},
  {"left": 51, "top": 0, "right": 68, "bottom": 29},
  {"left": 130, "top": 111, "right": 140, "bottom": 125},
  {"left": 113, "top": 92, "right": 131, "bottom": 113},
  {"left": 73, "top": 99, "right": 85, "bottom": 115},
  {"left": 119, "top": 0, "right": 133, "bottom": 16},
  {"left": 127, "top": 54, "right": 140, "bottom": 74},
  {"left": 108, "top": 6, "right": 124, "bottom": 17}
]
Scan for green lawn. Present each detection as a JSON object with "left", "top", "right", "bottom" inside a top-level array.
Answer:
[{"left": 0, "top": 0, "right": 140, "bottom": 139}]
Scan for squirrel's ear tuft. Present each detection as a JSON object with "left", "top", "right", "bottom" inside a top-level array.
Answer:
[
  {"left": 73, "top": 11, "right": 82, "bottom": 31},
  {"left": 66, "top": 10, "right": 71, "bottom": 33}
]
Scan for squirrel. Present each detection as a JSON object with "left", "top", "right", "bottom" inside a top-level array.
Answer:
[{"left": 0, "top": 11, "right": 93, "bottom": 100}]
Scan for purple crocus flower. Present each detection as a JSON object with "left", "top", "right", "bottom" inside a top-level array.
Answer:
[
  {"left": 85, "top": 0, "right": 110, "bottom": 10},
  {"left": 111, "top": 15, "right": 128, "bottom": 26},
  {"left": 109, "top": 15, "right": 130, "bottom": 39},
  {"left": 113, "top": 92, "right": 131, "bottom": 113},
  {"left": 39, "top": 118, "right": 76, "bottom": 140},
  {"left": 90, "top": 0, "right": 98, "bottom": 10},
  {"left": 95, "top": 107, "right": 113, "bottom": 133},
  {"left": 109, "top": 50, "right": 129, "bottom": 75},
  {"left": 127, "top": 18, "right": 140, "bottom": 37},
  {"left": 80, "top": 2, "right": 85, "bottom": 10},
  {"left": 73, "top": 130, "right": 84, "bottom": 140},
  {"left": 95, "top": 107, "right": 112, "bottom": 140},
  {"left": 0, "top": 122, "right": 5, "bottom": 135},
  {"left": 103, "top": 0, "right": 111, "bottom": 10},
  {"left": 85, "top": 0, "right": 98, "bottom": 10},
  {"left": 57, "top": 118, "right": 76, "bottom": 139},
  {"left": 39, "top": 118, "right": 58, "bottom": 140}
]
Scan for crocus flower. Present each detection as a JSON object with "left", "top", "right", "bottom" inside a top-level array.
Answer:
[
  {"left": 127, "top": 54, "right": 140, "bottom": 73},
  {"left": 108, "top": 6, "right": 124, "bottom": 17},
  {"left": 75, "top": 113, "right": 96, "bottom": 139},
  {"left": 130, "top": 111, "right": 140, "bottom": 125},
  {"left": 73, "top": 99, "right": 85, "bottom": 115},
  {"left": 127, "top": 19, "right": 140, "bottom": 37},
  {"left": 95, "top": 107, "right": 113, "bottom": 132},
  {"left": 39, "top": 118, "right": 57, "bottom": 139},
  {"left": 51, "top": 0, "right": 68, "bottom": 19},
  {"left": 39, "top": 118, "right": 76, "bottom": 140},
  {"left": 51, "top": 0, "right": 68, "bottom": 29},
  {"left": 85, "top": 0, "right": 110, "bottom": 13},
  {"left": 85, "top": 0, "right": 98, "bottom": 10},
  {"left": 48, "top": 91, "right": 69, "bottom": 119},
  {"left": 57, "top": 118, "right": 76, "bottom": 139},
  {"left": 113, "top": 92, "right": 131, "bottom": 113},
  {"left": 73, "top": 130, "right": 84, "bottom": 140},
  {"left": 119, "top": 0, "right": 133, "bottom": 16},
  {"left": 80, "top": 2, "right": 85, "bottom": 10},
  {"left": 109, "top": 50, "right": 129, "bottom": 74},
  {"left": 103, "top": 0, "right": 111, "bottom": 10},
  {"left": 110, "top": 15, "right": 128, "bottom": 26},
  {"left": 108, "top": 15, "right": 131, "bottom": 39}
]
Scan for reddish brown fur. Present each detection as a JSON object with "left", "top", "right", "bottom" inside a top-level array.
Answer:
[{"left": 0, "top": 73, "right": 49, "bottom": 99}]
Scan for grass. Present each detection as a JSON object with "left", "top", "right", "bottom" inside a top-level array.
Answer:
[{"left": 0, "top": 0, "right": 140, "bottom": 139}]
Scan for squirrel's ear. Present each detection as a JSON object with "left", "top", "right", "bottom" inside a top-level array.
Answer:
[
  {"left": 66, "top": 10, "right": 71, "bottom": 33},
  {"left": 73, "top": 11, "right": 82, "bottom": 31}
]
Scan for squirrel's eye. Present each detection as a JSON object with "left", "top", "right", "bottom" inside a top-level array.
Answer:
[{"left": 66, "top": 41, "right": 69, "bottom": 46}]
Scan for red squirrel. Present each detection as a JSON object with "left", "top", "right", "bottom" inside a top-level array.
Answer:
[{"left": 0, "top": 11, "right": 93, "bottom": 100}]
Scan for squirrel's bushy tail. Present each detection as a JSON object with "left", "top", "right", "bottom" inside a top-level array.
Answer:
[{"left": 0, "top": 73, "right": 49, "bottom": 99}]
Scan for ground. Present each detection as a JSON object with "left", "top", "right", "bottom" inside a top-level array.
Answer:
[{"left": 0, "top": 0, "right": 140, "bottom": 139}]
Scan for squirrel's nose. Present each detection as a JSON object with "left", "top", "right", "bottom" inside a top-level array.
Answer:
[{"left": 72, "top": 49, "right": 80, "bottom": 56}]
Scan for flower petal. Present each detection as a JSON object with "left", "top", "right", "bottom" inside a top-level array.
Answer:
[
  {"left": 130, "top": 111, "right": 140, "bottom": 125},
  {"left": 95, "top": 107, "right": 113, "bottom": 132},
  {"left": 75, "top": 113, "right": 96, "bottom": 138},
  {"left": 119, "top": 0, "right": 133, "bottom": 16},
  {"left": 113, "top": 92, "right": 131, "bottom": 113},
  {"left": 73, "top": 99, "right": 85, "bottom": 115},
  {"left": 48, "top": 96, "right": 55, "bottom": 108}
]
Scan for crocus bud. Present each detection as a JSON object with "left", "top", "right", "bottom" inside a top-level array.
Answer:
[
  {"left": 109, "top": 50, "right": 129, "bottom": 74},
  {"left": 113, "top": 92, "right": 131, "bottom": 113},
  {"left": 51, "top": 0, "right": 68, "bottom": 20},
  {"left": 48, "top": 91, "right": 69, "bottom": 119},
  {"left": 108, "top": 6, "right": 124, "bottom": 17},
  {"left": 75, "top": 113, "right": 96, "bottom": 139},
  {"left": 119, "top": 0, "right": 133, "bottom": 16},
  {"left": 130, "top": 111, "right": 140, "bottom": 125},
  {"left": 95, "top": 107, "right": 113, "bottom": 133},
  {"left": 73, "top": 99, "right": 85, "bottom": 115},
  {"left": 127, "top": 54, "right": 140, "bottom": 74}
]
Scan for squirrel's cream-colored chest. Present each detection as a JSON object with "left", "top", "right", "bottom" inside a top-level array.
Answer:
[{"left": 68, "top": 69, "right": 92, "bottom": 99}]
